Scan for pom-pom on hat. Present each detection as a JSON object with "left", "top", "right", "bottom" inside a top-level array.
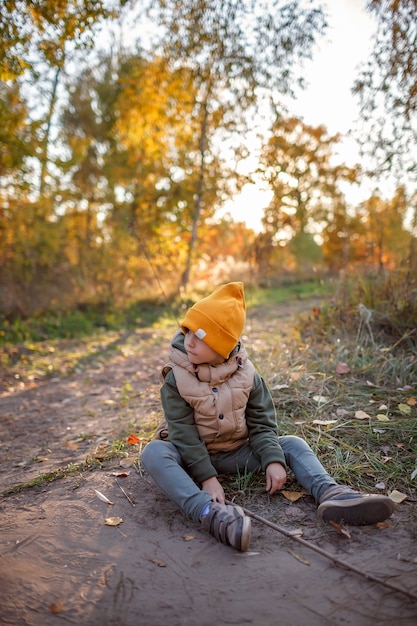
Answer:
[{"left": 180, "top": 282, "right": 246, "bottom": 359}]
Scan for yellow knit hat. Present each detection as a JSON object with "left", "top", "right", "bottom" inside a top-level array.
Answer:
[{"left": 180, "top": 282, "right": 246, "bottom": 359}]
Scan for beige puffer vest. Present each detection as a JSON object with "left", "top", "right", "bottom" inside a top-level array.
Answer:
[{"left": 156, "top": 340, "right": 255, "bottom": 453}]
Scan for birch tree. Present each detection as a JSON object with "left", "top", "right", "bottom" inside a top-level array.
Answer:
[{"left": 146, "top": 0, "right": 327, "bottom": 290}]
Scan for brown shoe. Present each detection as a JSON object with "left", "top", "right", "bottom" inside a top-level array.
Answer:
[
  {"left": 202, "top": 503, "right": 251, "bottom": 551},
  {"left": 318, "top": 486, "right": 396, "bottom": 526}
]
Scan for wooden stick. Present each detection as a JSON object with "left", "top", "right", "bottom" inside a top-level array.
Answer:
[
  {"left": 115, "top": 478, "right": 135, "bottom": 507},
  {"left": 228, "top": 501, "right": 417, "bottom": 603}
]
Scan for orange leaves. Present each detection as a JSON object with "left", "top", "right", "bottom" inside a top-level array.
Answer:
[
  {"left": 329, "top": 521, "right": 351, "bottom": 539},
  {"left": 281, "top": 490, "right": 306, "bottom": 503},
  {"left": 127, "top": 433, "right": 141, "bottom": 445}
]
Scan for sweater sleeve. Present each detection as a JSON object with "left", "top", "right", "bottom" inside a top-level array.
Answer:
[
  {"left": 245, "top": 372, "right": 287, "bottom": 470},
  {"left": 160, "top": 369, "right": 218, "bottom": 483}
]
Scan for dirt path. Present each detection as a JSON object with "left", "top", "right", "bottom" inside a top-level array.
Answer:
[{"left": 1, "top": 298, "right": 417, "bottom": 625}]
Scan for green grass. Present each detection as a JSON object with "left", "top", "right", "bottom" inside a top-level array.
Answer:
[
  {"left": 0, "top": 299, "right": 172, "bottom": 345},
  {"left": 245, "top": 279, "right": 331, "bottom": 307}
]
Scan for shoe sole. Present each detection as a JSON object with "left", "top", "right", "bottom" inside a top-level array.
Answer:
[
  {"left": 232, "top": 505, "right": 251, "bottom": 551},
  {"left": 239, "top": 515, "right": 251, "bottom": 552},
  {"left": 318, "top": 495, "right": 396, "bottom": 526}
]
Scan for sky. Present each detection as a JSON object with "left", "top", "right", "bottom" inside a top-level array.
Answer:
[{"left": 220, "top": 0, "right": 378, "bottom": 232}]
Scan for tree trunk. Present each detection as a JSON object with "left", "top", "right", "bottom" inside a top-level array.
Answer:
[
  {"left": 180, "top": 101, "right": 208, "bottom": 292},
  {"left": 39, "top": 66, "right": 62, "bottom": 196}
]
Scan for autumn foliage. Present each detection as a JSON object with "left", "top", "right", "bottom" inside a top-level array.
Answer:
[{"left": 0, "top": 1, "right": 416, "bottom": 320}]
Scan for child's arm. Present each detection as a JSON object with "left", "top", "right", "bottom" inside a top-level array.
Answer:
[{"left": 245, "top": 372, "right": 287, "bottom": 471}]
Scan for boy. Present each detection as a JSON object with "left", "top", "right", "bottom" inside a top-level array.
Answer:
[{"left": 141, "top": 282, "right": 396, "bottom": 552}]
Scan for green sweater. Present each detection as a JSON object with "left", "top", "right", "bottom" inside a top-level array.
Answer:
[{"left": 160, "top": 333, "right": 287, "bottom": 484}]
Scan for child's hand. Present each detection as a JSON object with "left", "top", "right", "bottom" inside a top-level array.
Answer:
[
  {"left": 265, "top": 462, "right": 287, "bottom": 495},
  {"left": 201, "top": 476, "right": 225, "bottom": 503}
]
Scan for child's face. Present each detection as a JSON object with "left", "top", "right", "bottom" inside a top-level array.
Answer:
[{"left": 183, "top": 329, "right": 224, "bottom": 365}]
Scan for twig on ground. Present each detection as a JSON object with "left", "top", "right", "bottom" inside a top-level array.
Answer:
[
  {"left": 227, "top": 501, "right": 417, "bottom": 604},
  {"left": 115, "top": 478, "right": 136, "bottom": 507}
]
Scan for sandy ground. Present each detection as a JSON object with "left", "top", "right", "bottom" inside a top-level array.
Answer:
[{"left": 1, "top": 300, "right": 417, "bottom": 625}]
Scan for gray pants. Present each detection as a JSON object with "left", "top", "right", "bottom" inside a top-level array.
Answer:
[{"left": 141, "top": 435, "right": 337, "bottom": 522}]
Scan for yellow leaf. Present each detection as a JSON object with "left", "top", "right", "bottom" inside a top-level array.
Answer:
[
  {"left": 281, "top": 490, "right": 306, "bottom": 502},
  {"left": 105, "top": 517, "right": 123, "bottom": 526},
  {"left": 354, "top": 410, "right": 371, "bottom": 420},
  {"left": 388, "top": 490, "right": 408, "bottom": 503},
  {"left": 288, "top": 550, "right": 310, "bottom": 565},
  {"left": 398, "top": 403, "right": 411, "bottom": 415},
  {"left": 376, "top": 521, "right": 391, "bottom": 529},
  {"left": 376, "top": 414, "right": 390, "bottom": 421},
  {"left": 407, "top": 397, "right": 416, "bottom": 406}
]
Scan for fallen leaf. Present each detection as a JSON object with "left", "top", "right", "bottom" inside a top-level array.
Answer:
[
  {"left": 105, "top": 517, "right": 123, "bottom": 526},
  {"left": 288, "top": 550, "right": 310, "bottom": 565},
  {"left": 272, "top": 384, "right": 289, "bottom": 390},
  {"left": 375, "top": 482, "right": 386, "bottom": 490},
  {"left": 111, "top": 471, "right": 130, "bottom": 477},
  {"left": 49, "top": 601, "right": 65, "bottom": 614},
  {"left": 183, "top": 534, "right": 196, "bottom": 541},
  {"left": 287, "top": 528, "right": 303, "bottom": 537},
  {"left": 127, "top": 433, "right": 141, "bottom": 445},
  {"left": 398, "top": 403, "right": 412, "bottom": 416},
  {"left": 119, "top": 458, "right": 136, "bottom": 468},
  {"left": 64, "top": 441, "right": 79, "bottom": 450},
  {"left": 388, "top": 489, "right": 408, "bottom": 503},
  {"left": 354, "top": 410, "right": 371, "bottom": 420},
  {"left": 411, "top": 468, "right": 417, "bottom": 480},
  {"left": 93, "top": 442, "right": 111, "bottom": 461},
  {"left": 149, "top": 558, "right": 166, "bottom": 567},
  {"left": 281, "top": 490, "right": 306, "bottom": 502},
  {"left": 329, "top": 520, "right": 351, "bottom": 539},
  {"left": 336, "top": 362, "right": 351, "bottom": 375},
  {"left": 381, "top": 456, "right": 393, "bottom": 464},
  {"left": 407, "top": 397, "right": 416, "bottom": 406},
  {"left": 312, "top": 419, "right": 337, "bottom": 426},
  {"left": 378, "top": 404, "right": 388, "bottom": 411},
  {"left": 336, "top": 408, "right": 349, "bottom": 417},
  {"left": 313, "top": 395, "right": 328, "bottom": 404},
  {"left": 376, "top": 521, "right": 391, "bottom": 529},
  {"left": 94, "top": 489, "right": 114, "bottom": 505},
  {"left": 376, "top": 414, "right": 390, "bottom": 421}
]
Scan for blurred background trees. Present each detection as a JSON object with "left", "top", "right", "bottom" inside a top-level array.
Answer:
[{"left": 0, "top": 0, "right": 416, "bottom": 318}]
